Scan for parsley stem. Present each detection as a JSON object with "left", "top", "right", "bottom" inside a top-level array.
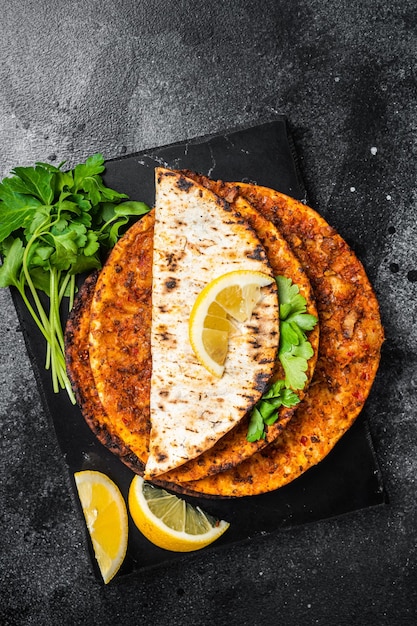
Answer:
[
  {"left": 52, "top": 269, "right": 66, "bottom": 354},
  {"left": 21, "top": 230, "right": 52, "bottom": 337},
  {"left": 23, "top": 269, "right": 51, "bottom": 338},
  {"left": 16, "top": 283, "right": 51, "bottom": 344},
  {"left": 67, "top": 274, "right": 76, "bottom": 311},
  {"left": 49, "top": 268, "right": 59, "bottom": 393},
  {"left": 20, "top": 230, "right": 75, "bottom": 402}
]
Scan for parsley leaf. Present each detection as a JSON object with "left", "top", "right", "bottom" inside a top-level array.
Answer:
[
  {"left": 247, "top": 276, "right": 318, "bottom": 441},
  {"left": 0, "top": 186, "right": 43, "bottom": 242},
  {"left": 247, "top": 407, "right": 265, "bottom": 443},
  {"left": 0, "top": 154, "right": 150, "bottom": 403},
  {"left": 247, "top": 380, "right": 300, "bottom": 442},
  {"left": 277, "top": 276, "right": 317, "bottom": 391}
]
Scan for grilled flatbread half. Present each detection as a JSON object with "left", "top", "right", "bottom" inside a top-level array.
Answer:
[
  {"left": 145, "top": 169, "right": 280, "bottom": 478},
  {"left": 163, "top": 181, "right": 384, "bottom": 497},
  {"left": 160, "top": 178, "right": 318, "bottom": 483}
]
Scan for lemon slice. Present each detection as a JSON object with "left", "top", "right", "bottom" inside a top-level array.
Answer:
[
  {"left": 189, "top": 270, "right": 275, "bottom": 377},
  {"left": 74, "top": 470, "right": 128, "bottom": 584},
  {"left": 128, "top": 475, "right": 230, "bottom": 552}
]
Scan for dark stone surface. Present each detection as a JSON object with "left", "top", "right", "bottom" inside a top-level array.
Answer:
[{"left": 0, "top": 1, "right": 416, "bottom": 624}]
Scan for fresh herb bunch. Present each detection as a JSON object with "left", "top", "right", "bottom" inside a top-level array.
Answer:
[
  {"left": 0, "top": 154, "right": 150, "bottom": 403},
  {"left": 247, "top": 276, "right": 318, "bottom": 442}
]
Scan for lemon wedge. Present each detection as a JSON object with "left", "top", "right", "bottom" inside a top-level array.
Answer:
[
  {"left": 128, "top": 475, "right": 230, "bottom": 552},
  {"left": 74, "top": 470, "right": 128, "bottom": 584},
  {"left": 189, "top": 270, "right": 275, "bottom": 377}
]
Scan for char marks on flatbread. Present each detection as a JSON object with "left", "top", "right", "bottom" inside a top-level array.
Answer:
[{"left": 145, "top": 169, "right": 279, "bottom": 478}]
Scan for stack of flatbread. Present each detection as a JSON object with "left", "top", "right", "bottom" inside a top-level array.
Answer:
[{"left": 65, "top": 168, "right": 383, "bottom": 497}]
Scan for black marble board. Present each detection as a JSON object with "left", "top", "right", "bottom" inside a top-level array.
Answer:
[{"left": 9, "top": 117, "right": 386, "bottom": 581}]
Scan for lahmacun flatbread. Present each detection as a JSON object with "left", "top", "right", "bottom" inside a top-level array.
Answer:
[{"left": 162, "top": 182, "right": 384, "bottom": 496}]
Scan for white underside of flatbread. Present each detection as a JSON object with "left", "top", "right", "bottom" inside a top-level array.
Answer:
[{"left": 145, "top": 169, "right": 279, "bottom": 478}]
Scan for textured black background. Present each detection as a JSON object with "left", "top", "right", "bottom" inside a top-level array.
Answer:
[{"left": 1, "top": 1, "right": 416, "bottom": 624}]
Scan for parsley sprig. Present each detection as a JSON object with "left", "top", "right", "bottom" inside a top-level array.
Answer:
[
  {"left": 247, "top": 276, "right": 318, "bottom": 442},
  {"left": 0, "top": 154, "right": 150, "bottom": 403}
]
